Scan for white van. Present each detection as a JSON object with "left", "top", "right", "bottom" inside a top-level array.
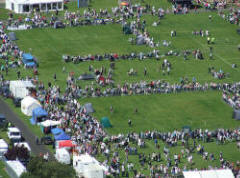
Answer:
[
  {"left": 7, "top": 127, "right": 21, "bottom": 142},
  {"left": 55, "top": 148, "right": 70, "bottom": 164}
]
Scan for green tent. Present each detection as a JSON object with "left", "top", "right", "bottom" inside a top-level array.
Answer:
[{"left": 101, "top": 117, "right": 112, "bottom": 128}]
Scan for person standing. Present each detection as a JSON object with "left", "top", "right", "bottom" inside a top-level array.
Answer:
[
  {"left": 53, "top": 73, "right": 56, "bottom": 81},
  {"left": 144, "top": 67, "right": 147, "bottom": 76}
]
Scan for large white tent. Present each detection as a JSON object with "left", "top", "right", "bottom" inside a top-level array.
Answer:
[
  {"left": 183, "top": 169, "right": 235, "bottom": 178},
  {"left": 21, "top": 96, "right": 41, "bottom": 116},
  {"left": 6, "top": 0, "right": 64, "bottom": 14},
  {"left": 10, "top": 80, "right": 35, "bottom": 99},
  {"left": 73, "top": 154, "right": 108, "bottom": 178}
]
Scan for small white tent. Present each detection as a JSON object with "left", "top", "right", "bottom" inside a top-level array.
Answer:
[
  {"left": 21, "top": 96, "right": 41, "bottom": 116},
  {"left": 39, "top": 120, "right": 61, "bottom": 127},
  {"left": 183, "top": 169, "right": 235, "bottom": 178},
  {"left": 55, "top": 148, "right": 70, "bottom": 164},
  {"left": 10, "top": 80, "right": 35, "bottom": 99}
]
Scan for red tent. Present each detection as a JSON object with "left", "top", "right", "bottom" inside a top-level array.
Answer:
[{"left": 58, "top": 140, "right": 76, "bottom": 148}]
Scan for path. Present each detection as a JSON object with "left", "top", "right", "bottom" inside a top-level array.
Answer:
[{"left": 0, "top": 99, "right": 54, "bottom": 160}]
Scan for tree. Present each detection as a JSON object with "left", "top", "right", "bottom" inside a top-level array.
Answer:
[
  {"left": 21, "top": 156, "right": 76, "bottom": 178},
  {"left": 5, "top": 146, "right": 30, "bottom": 162}
]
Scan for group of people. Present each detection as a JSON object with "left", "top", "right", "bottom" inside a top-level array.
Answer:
[
  {"left": 219, "top": 7, "right": 240, "bottom": 25},
  {"left": 0, "top": 25, "right": 23, "bottom": 74},
  {"left": 222, "top": 82, "right": 240, "bottom": 109}
]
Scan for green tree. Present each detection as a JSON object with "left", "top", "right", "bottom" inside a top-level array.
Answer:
[{"left": 21, "top": 156, "right": 75, "bottom": 178}]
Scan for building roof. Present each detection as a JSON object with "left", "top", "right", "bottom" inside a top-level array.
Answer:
[{"left": 9, "top": 0, "right": 63, "bottom": 5}]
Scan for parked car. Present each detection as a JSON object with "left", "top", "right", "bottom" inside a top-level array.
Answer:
[
  {"left": 13, "top": 97, "right": 21, "bottom": 107},
  {"left": 7, "top": 127, "right": 21, "bottom": 142},
  {"left": 0, "top": 114, "right": 7, "bottom": 128},
  {"left": 41, "top": 136, "right": 54, "bottom": 145}
]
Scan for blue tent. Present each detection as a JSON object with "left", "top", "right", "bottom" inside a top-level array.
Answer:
[
  {"left": 22, "top": 53, "right": 34, "bottom": 61},
  {"left": 30, "top": 107, "right": 48, "bottom": 125},
  {"left": 51, "top": 128, "right": 64, "bottom": 135},
  {"left": 22, "top": 53, "right": 37, "bottom": 67},
  {"left": 54, "top": 132, "right": 70, "bottom": 141}
]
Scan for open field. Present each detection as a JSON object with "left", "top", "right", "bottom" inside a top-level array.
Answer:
[
  {"left": 5, "top": 11, "right": 238, "bottom": 90},
  {"left": 81, "top": 91, "right": 237, "bottom": 134}
]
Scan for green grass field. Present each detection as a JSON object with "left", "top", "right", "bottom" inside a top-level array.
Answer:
[
  {"left": 1, "top": 0, "right": 240, "bottom": 176},
  {"left": 5, "top": 11, "right": 238, "bottom": 90}
]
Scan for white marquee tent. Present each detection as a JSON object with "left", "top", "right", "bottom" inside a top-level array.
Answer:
[
  {"left": 73, "top": 154, "right": 108, "bottom": 178},
  {"left": 183, "top": 169, "right": 235, "bottom": 178},
  {"left": 21, "top": 96, "right": 41, "bottom": 116},
  {"left": 10, "top": 80, "right": 35, "bottom": 99},
  {"left": 6, "top": 0, "right": 64, "bottom": 14}
]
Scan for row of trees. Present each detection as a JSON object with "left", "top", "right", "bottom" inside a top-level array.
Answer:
[{"left": 20, "top": 156, "right": 76, "bottom": 178}]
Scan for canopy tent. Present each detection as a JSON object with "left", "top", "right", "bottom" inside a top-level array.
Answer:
[
  {"left": 8, "top": 32, "right": 17, "bottom": 41},
  {"left": 6, "top": 0, "right": 64, "bottom": 14},
  {"left": 100, "top": 117, "right": 112, "bottom": 128},
  {"left": 10, "top": 80, "right": 35, "bottom": 99},
  {"left": 183, "top": 169, "right": 234, "bottom": 178},
  {"left": 54, "top": 132, "right": 71, "bottom": 141},
  {"left": 40, "top": 120, "right": 61, "bottom": 134},
  {"left": 83, "top": 103, "right": 95, "bottom": 114},
  {"left": 56, "top": 140, "right": 76, "bottom": 149},
  {"left": 22, "top": 53, "right": 33, "bottom": 61},
  {"left": 40, "top": 120, "right": 61, "bottom": 127},
  {"left": 30, "top": 107, "right": 48, "bottom": 125},
  {"left": 21, "top": 96, "right": 41, "bottom": 116},
  {"left": 22, "top": 53, "right": 37, "bottom": 68},
  {"left": 78, "top": 73, "right": 95, "bottom": 80},
  {"left": 51, "top": 128, "right": 64, "bottom": 135},
  {"left": 233, "top": 110, "right": 240, "bottom": 120}
]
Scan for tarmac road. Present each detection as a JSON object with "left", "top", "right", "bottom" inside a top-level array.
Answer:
[{"left": 0, "top": 99, "right": 54, "bottom": 159}]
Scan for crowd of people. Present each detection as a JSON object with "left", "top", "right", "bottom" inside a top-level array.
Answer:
[
  {"left": 219, "top": 8, "right": 240, "bottom": 25},
  {"left": 1, "top": 2, "right": 240, "bottom": 177},
  {"left": 1, "top": 73, "right": 240, "bottom": 177}
]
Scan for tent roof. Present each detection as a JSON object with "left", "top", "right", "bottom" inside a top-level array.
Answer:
[
  {"left": 74, "top": 154, "right": 99, "bottom": 164},
  {"left": 10, "top": 80, "right": 35, "bottom": 89},
  {"left": 8, "top": 0, "right": 63, "bottom": 5},
  {"left": 58, "top": 140, "right": 76, "bottom": 148},
  {"left": 22, "top": 53, "right": 33, "bottom": 60},
  {"left": 32, "top": 107, "right": 48, "bottom": 118},
  {"left": 84, "top": 103, "right": 94, "bottom": 114},
  {"left": 51, "top": 128, "right": 64, "bottom": 135},
  {"left": 40, "top": 120, "right": 61, "bottom": 127},
  {"left": 21, "top": 96, "right": 40, "bottom": 106},
  {"left": 54, "top": 132, "right": 71, "bottom": 141},
  {"left": 183, "top": 169, "right": 234, "bottom": 178}
]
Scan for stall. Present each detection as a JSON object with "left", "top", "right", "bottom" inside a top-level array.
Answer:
[{"left": 6, "top": 0, "right": 64, "bottom": 14}]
